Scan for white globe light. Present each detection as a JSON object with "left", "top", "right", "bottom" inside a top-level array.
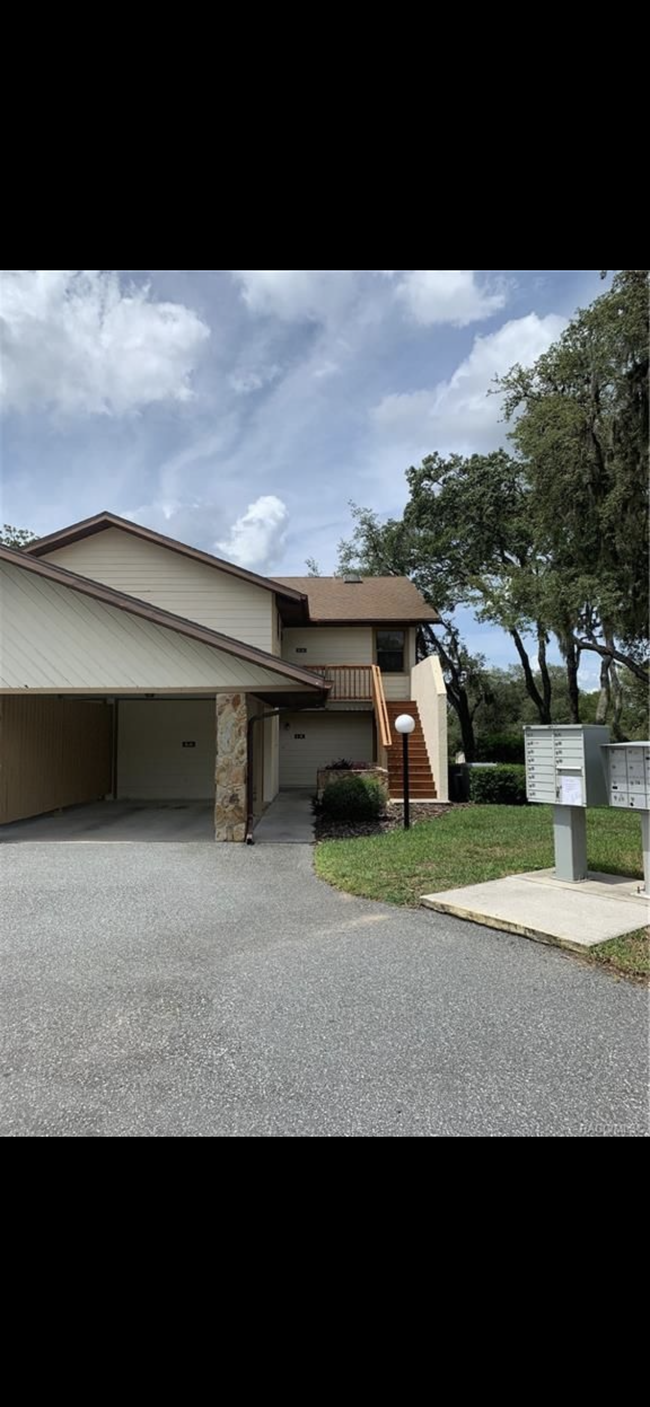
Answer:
[{"left": 394, "top": 713, "right": 415, "bottom": 735}]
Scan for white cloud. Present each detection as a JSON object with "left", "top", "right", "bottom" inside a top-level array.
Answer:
[
  {"left": 395, "top": 270, "right": 507, "bottom": 327},
  {"left": 232, "top": 270, "right": 358, "bottom": 324},
  {"left": 372, "top": 313, "right": 568, "bottom": 457},
  {"left": 229, "top": 363, "right": 281, "bottom": 395},
  {"left": 0, "top": 270, "right": 210, "bottom": 415},
  {"left": 217, "top": 495, "right": 289, "bottom": 571},
  {"left": 232, "top": 270, "right": 507, "bottom": 330},
  {"left": 312, "top": 359, "right": 340, "bottom": 379},
  {"left": 123, "top": 499, "right": 229, "bottom": 550}
]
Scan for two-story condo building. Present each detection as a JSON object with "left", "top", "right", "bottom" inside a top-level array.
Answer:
[{"left": 0, "top": 512, "right": 447, "bottom": 839}]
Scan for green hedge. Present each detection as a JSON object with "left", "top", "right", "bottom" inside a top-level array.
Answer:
[
  {"left": 321, "top": 775, "right": 386, "bottom": 821},
  {"left": 469, "top": 764, "right": 527, "bottom": 805},
  {"left": 475, "top": 732, "right": 525, "bottom": 764}
]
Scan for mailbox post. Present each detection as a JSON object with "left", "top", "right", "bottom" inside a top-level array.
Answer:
[
  {"left": 524, "top": 726, "right": 610, "bottom": 882},
  {"left": 602, "top": 743, "right": 650, "bottom": 898}
]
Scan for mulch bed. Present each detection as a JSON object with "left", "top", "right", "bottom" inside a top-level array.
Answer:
[{"left": 314, "top": 802, "right": 468, "bottom": 841}]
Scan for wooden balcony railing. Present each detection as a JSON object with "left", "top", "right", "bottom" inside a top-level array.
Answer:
[
  {"left": 371, "top": 664, "right": 392, "bottom": 750},
  {"left": 309, "top": 664, "right": 392, "bottom": 753},
  {"left": 310, "top": 664, "right": 373, "bottom": 700}
]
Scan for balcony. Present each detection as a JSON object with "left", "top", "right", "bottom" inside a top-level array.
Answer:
[
  {"left": 309, "top": 664, "right": 373, "bottom": 700},
  {"left": 309, "top": 665, "right": 392, "bottom": 751}
]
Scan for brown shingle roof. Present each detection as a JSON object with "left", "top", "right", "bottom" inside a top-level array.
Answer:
[{"left": 272, "top": 576, "right": 439, "bottom": 624}]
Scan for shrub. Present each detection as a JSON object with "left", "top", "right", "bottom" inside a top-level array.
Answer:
[
  {"left": 469, "top": 764, "right": 527, "bottom": 806},
  {"left": 321, "top": 775, "right": 386, "bottom": 821},
  {"left": 326, "top": 759, "right": 371, "bottom": 770},
  {"left": 475, "top": 732, "right": 525, "bottom": 764}
]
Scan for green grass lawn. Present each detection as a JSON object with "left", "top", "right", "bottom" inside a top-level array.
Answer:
[{"left": 315, "top": 806, "right": 649, "bottom": 979}]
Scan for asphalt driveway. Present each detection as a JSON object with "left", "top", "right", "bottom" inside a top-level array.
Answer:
[{"left": 1, "top": 842, "right": 647, "bottom": 1137}]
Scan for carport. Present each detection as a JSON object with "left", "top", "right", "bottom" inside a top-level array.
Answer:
[
  {"left": 0, "top": 798, "right": 214, "bottom": 842},
  {"left": 0, "top": 545, "right": 328, "bottom": 840}
]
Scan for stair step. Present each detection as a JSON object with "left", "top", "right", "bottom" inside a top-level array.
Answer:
[
  {"left": 390, "top": 754, "right": 433, "bottom": 762},
  {"left": 384, "top": 701, "right": 436, "bottom": 796},
  {"left": 390, "top": 777, "right": 436, "bottom": 785},
  {"left": 388, "top": 771, "right": 433, "bottom": 782},
  {"left": 391, "top": 782, "right": 436, "bottom": 793},
  {"left": 390, "top": 785, "right": 437, "bottom": 792}
]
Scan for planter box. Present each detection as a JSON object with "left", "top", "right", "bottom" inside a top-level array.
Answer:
[{"left": 317, "top": 766, "right": 388, "bottom": 802}]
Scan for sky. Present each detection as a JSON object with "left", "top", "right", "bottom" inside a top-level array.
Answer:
[{"left": 0, "top": 269, "right": 608, "bottom": 682}]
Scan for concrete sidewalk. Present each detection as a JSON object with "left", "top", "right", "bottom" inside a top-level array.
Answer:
[
  {"left": 253, "top": 790, "right": 315, "bottom": 843},
  {"left": 421, "top": 869, "right": 649, "bottom": 949}
]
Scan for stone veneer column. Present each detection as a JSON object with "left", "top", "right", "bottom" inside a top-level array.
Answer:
[{"left": 215, "top": 693, "right": 248, "bottom": 841}]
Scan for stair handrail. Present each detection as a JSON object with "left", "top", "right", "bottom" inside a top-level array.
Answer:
[{"left": 371, "top": 665, "right": 392, "bottom": 750}]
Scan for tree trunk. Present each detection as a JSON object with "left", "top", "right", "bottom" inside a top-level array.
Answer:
[
  {"left": 576, "top": 638, "right": 649, "bottom": 684},
  {"left": 611, "top": 666, "right": 624, "bottom": 738},
  {"left": 452, "top": 687, "right": 477, "bottom": 762},
  {"left": 564, "top": 637, "right": 580, "bottom": 723},
  {"left": 422, "top": 624, "right": 476, "bottom": 760},
  {"left": 511, "top": 627, "right": 552, "bottom": 723},
  {"left": 537, "top": 628, "right": 553, "bottom": 721},
  {"left": 595, "top": 655, "right": 612, "bottom": 724}
]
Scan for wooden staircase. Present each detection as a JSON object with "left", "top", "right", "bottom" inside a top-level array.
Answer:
[{"left": 385, "top": 701, "right": 437, "bottom": 799}]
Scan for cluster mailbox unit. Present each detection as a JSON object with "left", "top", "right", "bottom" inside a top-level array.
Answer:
[
  {"left": 602, "top": 743, "right": 650, "bottom": 897},
  {"left": 524, "top": 725, "right": 610, "bottom": 883},
  {"left": 524, "top": 726, "right": 649, "bottom": 894},
  {"left": 602, "top": 743, "right": 650, "bottom": 810},
  {"left": 525, "top": 725, "right": 609, "bottom": 809}
]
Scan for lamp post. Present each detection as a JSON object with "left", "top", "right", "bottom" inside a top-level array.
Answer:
[{"left": 394, "top": 714, "right": 415, "bottom": 829}]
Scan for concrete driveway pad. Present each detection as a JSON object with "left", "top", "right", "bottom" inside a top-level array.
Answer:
[
  {"left": 0, "top": 801, "right": 213, "bottom": 843},
  {"left": 1, "top": 843, "right": 647, "bottom": 1137}
]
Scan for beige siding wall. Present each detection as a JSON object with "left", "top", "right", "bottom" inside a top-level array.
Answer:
[
  {"left": 117, "top": 700, "right": 215, "bottom": 800},
  {"left": 382, "top": 675, "right": 412, "bottom": 701},
  {"left": 410, "top": 655, "right": 448, "bottom": 801},
  {"left": 43, "top": 527, "right": 274, "bottom": 651},
  {"left": 282, "top": 625, "right": 416, "bottom": 700},
  {"left": 282, "top": 626, "right": 373, "bottom": 666},
  {"left": 0, "top": 562, "right": 299, "bottom": 692},
  {"left": 0, "top": 697, "right": 112, "bottom": 824},
  {"left": 279, "top": 712, "right": 373, "bottom": 788},
  {"left": 273, "top": 608, "right": 283, "bottom": 656}
]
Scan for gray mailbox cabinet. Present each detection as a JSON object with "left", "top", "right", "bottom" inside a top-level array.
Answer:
[
  {"left": 603, "top": 743, "right": 650, "bottom": 898},
  {"left": 524, "top": 725, "right": 610, "bottom": 882},
  {"left": 602, "top": 742, "right": 650, "bottom": 811},
  {"left": 524, "top": 725, "right": 610, "bottom": 807}
]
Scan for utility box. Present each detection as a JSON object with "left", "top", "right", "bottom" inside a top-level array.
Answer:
[
  {"left": 524, "top": 725, "right": 610, "bottom": 808},
  {"left": 602, "top": 742, "right": 650, "bottom": 811}
]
